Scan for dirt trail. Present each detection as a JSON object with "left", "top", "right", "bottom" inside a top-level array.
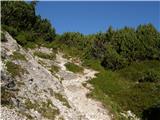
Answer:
[{"left": 56, "top": 53, "right": 111, "bottom": 120}]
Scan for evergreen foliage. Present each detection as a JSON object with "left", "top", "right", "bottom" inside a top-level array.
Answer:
[{"left": 1, "top": 1, "right": 56, "bottom": 47}]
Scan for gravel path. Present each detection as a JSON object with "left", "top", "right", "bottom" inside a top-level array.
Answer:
[{"left": 56, "top": 53, "right": 111, "bottom": 120}]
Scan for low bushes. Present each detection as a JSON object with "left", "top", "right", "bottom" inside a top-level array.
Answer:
[
  {"left": 2, "top": 25, "right": 18, "bottom": 37},
  {"left": 101, "top": 46, "right": 128, "bottom": 70},
  {"left": 117, "top": 60, "right": 160, "bottom": 83},
  {"left": 15, "top": 31, "right": 36, "bottom": 47},
  {"left": 88, "top": 60, "right": 160, "bottom": 119},
  {"left": 138, "top": 70, "right": 160, "bottom": 83}
]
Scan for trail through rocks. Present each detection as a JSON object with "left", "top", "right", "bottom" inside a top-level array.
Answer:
[{"left": 55, "top": 53, "right": 111, "bottom": 120}]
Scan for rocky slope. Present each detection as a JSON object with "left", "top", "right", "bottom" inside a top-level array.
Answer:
[{"left": 1, "top": 32, "right": 111, "bottom": 120}]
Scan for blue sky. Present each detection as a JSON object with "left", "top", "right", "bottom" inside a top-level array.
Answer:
[{"left": 36, "top": 1, "right": 160, "bottom": 34}]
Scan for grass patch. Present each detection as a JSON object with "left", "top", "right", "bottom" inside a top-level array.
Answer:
[
  {"left": 117, "top": 60, "right": 160, "bottom": 82},
  {"left": 88, "top": 60, "right": 160, "bottom": 119},
  {"left": 11, "top": 51, "right": 27, "bottom": 61},
  {"left": 6, "top": 61, "right": 27, "bottom": 77},
  {"left": 38, "top": 60, "right": 47, "bottom": 66},
  {"left": 19, "top": 112, "right": 34, "bottom": 120},
  {"left": 24, "top": 42, "right": 37, "bottom": 49},
  {"left": 82, "top": 59, "right": 104, "bottom": 71},
  {"left": 59, "top": 44, "right": 84, "bottom": 58},
  {"left": 25, "top": 99, "right": 59, "bottom": 119},
  {"left": 1, "top": 87, "right": 15, "bottom": 108},
  {"left": 49, "top": 65, "right": 59, "bottom": 74},
  {"left": 25, "top": 99, "right": 35, "bottom": 110},
  {"left": 54, "top": 93, "right": 71, "bottom": 108},
  {"left": 34, "top": 51, "right": 55, "bottom": 60},
  {"left": 40, "top": 99, "right": 59, "bottom": 119},
  {"left": 65, "top": 62, "right": 83, "bottom": 73}
]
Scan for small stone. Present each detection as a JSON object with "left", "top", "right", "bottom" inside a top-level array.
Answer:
[{"left": 7, "top": 81, "right": 16, "bottom": 88}]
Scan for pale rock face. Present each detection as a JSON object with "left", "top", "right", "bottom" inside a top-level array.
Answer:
[
  {"left": 1, "top": 32, "right": 111, "bottom": 120},
  {"left": 120, "top": 111, "right": 140, "bottom": 120},
  {"left": 1, "top": 106, "right": 27, "bottom": 120}
]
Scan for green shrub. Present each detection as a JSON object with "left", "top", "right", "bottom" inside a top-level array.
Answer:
[
  {"left": 2, "top": 25, "right": 18, "bottom": 37},
  {"left": 15, "top": 32, "right": 28, "bottom": 46},
  {"left": 83, "top": 59, "right": 104, "bottom": 71},
  {"left": 101, "top": 46, "right": 128, "bottom": 70},
  {"left": 65, "top": 62, "right": 83, "bottom": 73},
  {"left": 15, "top": 31, "right": 37, "bottom": 47},
  {"left": 35, "top": 37, "right": 45, "bottom": 47},
  {"left": 24, "top": 42, "right": 37, "bottom": 49},
  {"left": 138, "top": 70, "right": 160, "bottom": 83},
  {"left": 34, "top": 51, "right": 55, "bottom": 60}
]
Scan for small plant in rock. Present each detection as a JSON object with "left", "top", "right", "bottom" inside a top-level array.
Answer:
[
  {"left": 40, "top": 99, "right": 60, "bottom": 119},
  {"left": 25, "top": 99, "right": 59, "bottom": 119},
  {"left": 19, "top": 112, "right": 34, "bottom": 120},
  {"left": 49, "top": 65, "right": 59, "bottom": 74},
  {"left": 34, "top": 51, "right": 55, "bottom": 60},
  {"left": 38, "top": 60, "right": 47, "bottom": 66},
  {"left": 6, "top": 61, "right": 27, "bottom": 77},
  {"left": 1, "top": 87, "right": 15, "bottom": 107},
  {"left": 11, "top": 51, "right": 27, "bottom": 61},
  {"left": 54, "top": 93, "right": 71, "bottom": 108}
]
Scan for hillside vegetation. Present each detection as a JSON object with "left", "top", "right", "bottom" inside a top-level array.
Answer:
[
  {"left": 2, "top": 1, "right": 55, "bottom": 48},
  {"left": 1, "top": 1, "right": 160, "bottom": 120}
]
